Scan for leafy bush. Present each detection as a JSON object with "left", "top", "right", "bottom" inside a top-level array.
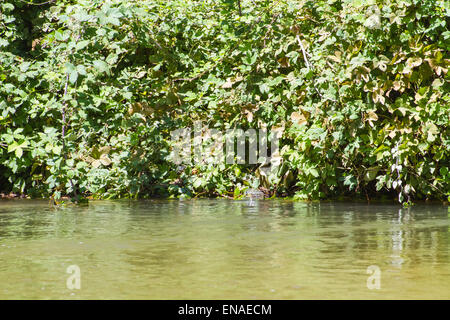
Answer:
[{"left": 0, "top": 0, "right": 448, "bottom": 203}]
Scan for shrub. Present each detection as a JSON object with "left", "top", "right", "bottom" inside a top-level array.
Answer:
[{"left": 0, "top": 0, "right": 448, "bottom": 203}]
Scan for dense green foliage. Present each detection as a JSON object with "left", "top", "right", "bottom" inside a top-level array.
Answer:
[{"left": 0, "top": 0, "right": 449, "bottom": 202}]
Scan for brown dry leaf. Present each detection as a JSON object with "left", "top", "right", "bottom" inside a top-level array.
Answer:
[
  {"left": 291, "top": 111, "right": 307, "bottom": 126},
  {"left": 393, "top": 80, "right": 403, "bottom": 91},
  {"left": 406, "top": 57, "right": 422, "bottom": 68},
  {"left": 83, "top": 156, "right": 95, "bottom": 164},
  {"left": 98, "top": 146, "right": 111, "bottom": 155},
  {"left": 244, "top": 109, "right": 253, "bottom": 122},
  {"left": 372, "top": 88, "right": 385, "bottom": 105},
  {"left": 92, "top": 160, "right": 102, "bottom": 168},
  {"left": 367, "top": 110, "right": 378, "bottom": 121},
  {"left": 272, "top": 124, "right": 285, "bottom": 139},
  {"left": 328, "top": 51, "right": 342, "bottom": 63},
  {"left": 99, "top": 154, "right": 112, "bottom": 166},
  {"left": 367, "top": 110, "right": 378, "bottom": 127},
  {"left": 391, "top": 51, "right": 406, "bottom": 65},
  {"left": 318, "top": 32, "right": 331, "bottom": 42},
  {"left": 428, "top": 92, "right": 440, "bottom": 103},
  {"left": 242, "top": 104, "right": 259, "bottom": 123},
  {"left": 31, "top": 38, "right": 40, "bottom": 51},
  {"left": 401, "top": 128, "right": 412, "bottom": 134},
  {"left": 221, "top": 78, "right": 233, "bottom": 89},
  {"left": 234, "top": 75, "right": 244, "bottom": 83},
  {"left": 136, "top": 71, "right": 146, "bottom": 79}
]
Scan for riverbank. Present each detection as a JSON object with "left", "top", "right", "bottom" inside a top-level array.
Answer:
[{"left": 1, "top": 192, "right": 448, "bottom": 206}]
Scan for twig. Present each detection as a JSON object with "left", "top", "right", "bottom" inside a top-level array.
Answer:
[
  {"left": 296, "top": 34, "right": 326, "bottom": 100},
  {"left": 408, "top": 169, "right": 446, "bottom": 196},
  {"left": 296, "top": 35, "right": 311, "bottom": 70},
  {"left": 263, "top": 13, "right": 280, "bottom": 48}
]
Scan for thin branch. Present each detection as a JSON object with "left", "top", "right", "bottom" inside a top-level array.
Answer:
[
  {"left": 408, "top": 169, "right": 446, "bottom": 196},
  {"left": 296, "top": 34, "right": 335, "bottom": 103},
  {"left": 263, "top": 13, "right": 281, "bottom": 48},
  {"left": 296, "top": 35, "right": 311, "bottom": 70}
]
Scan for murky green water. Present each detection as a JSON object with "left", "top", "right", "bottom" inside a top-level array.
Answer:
[{"left": 0, "top": 200, "right": 448, "bottom": 299}]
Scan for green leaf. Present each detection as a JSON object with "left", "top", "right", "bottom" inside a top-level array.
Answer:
[
  {"left": 52, "top": 146, "right": 62, "bottom": 155},
  {"left": 77, "top": 65, "right": 87, "bottom": 75},
  {"left": 193, "top": 177, "right": 205, "bottom": 188},
  {"left": 55, "top": 30, "right": 69, "bottom": 41},
  {"left": 69, "top": 70, "right": 78, "bottom": 84},
  {"left": 64, "top": 62, "right": 76, "bottom": 73},
  {"left": 1, "top": 3, "right": 14, "bottom": 11},
  {"left": 107, "top": 17, "right": 120, "bottom": 26},
  {"left": 364, "top": 167, "right": 379, "bottom": 182},
  {"left": 259, "top": 83, "right": 270, "bottom": 94},
  {"left": 122, "top": 92, "right": 132, "bottom": 100},
  {"left": 310, "top": 168, "right": 319, "bottom": 178},
  {"left": 8, "top": 142, "right": 18, "bottom": 153},
  {"left": 93, "top": 60, "right": 109, "bottom": 74},
  {"left": 76, "top": 40, "right": 90, "bottom": 51},
  {"left": 15, "top": 147, "right": 23, "bottom": 158},
  {"left": 243, "top": 52, "right": 257, "bottom": 65}
]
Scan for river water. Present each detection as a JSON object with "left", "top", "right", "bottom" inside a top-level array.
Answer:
[{"left": 0, "top": 200, "right": 448, "bottom": 299}]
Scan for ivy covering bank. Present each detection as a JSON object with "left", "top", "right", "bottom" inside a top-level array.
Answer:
[{"left": 0, "top": 0, "right": 449, "bottom": 203}]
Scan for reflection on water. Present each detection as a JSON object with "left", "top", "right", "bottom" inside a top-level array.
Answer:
[{"left": 0, "top": 200, "right": 448, "bottom": 299}]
